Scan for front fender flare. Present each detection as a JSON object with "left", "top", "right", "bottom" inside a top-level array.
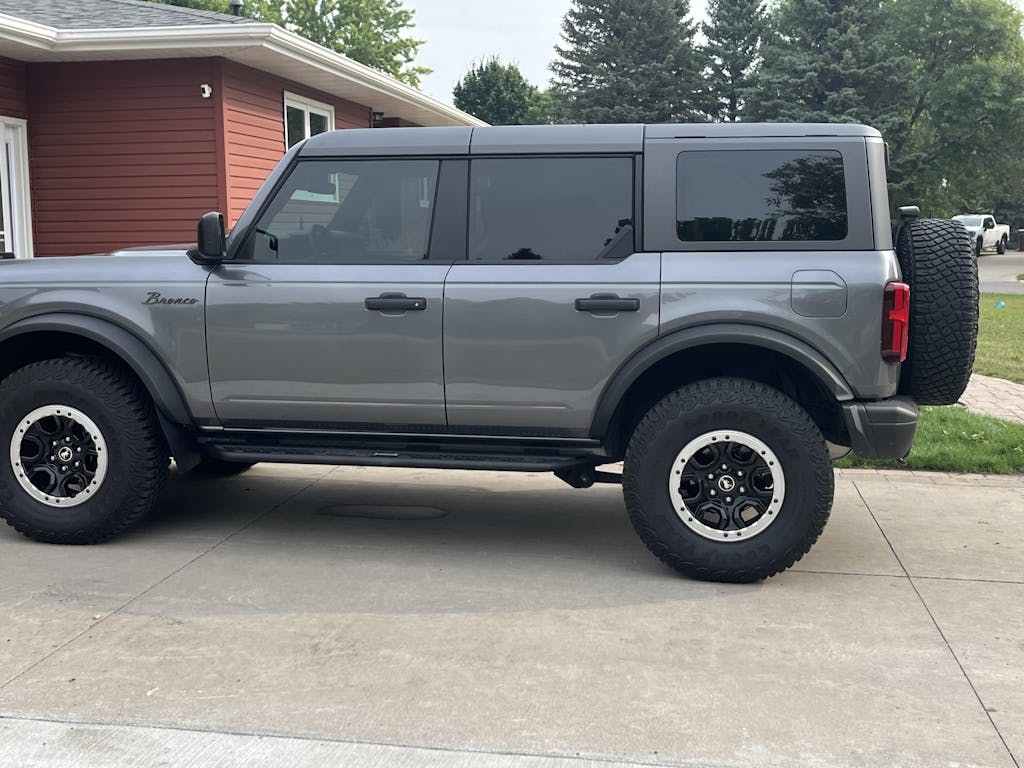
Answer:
[
  {"left": 589, "top": 323, "right": 855, "bottom": 438},
  {"left": 0, "top": 312, "right": 194, "bottom": 427}
]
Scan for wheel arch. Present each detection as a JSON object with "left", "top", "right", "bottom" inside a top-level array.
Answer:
[
  {"left": 592, "top": 325, "right": 854, "bottom": 455},
  {"left": 0, "top": 314, "right": 200, "bottom": 468}
]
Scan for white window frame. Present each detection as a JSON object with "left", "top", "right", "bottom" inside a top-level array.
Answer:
[
  {"left": 0, "top": 117, "right": 33, "bottom": 259},
  {"left": 284, "top": 92, "right": 335, "bottom": 149}
]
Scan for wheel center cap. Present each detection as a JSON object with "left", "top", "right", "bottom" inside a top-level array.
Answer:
[
  {"left": 717, "top": 475, "right": 736, "bottom": 493},
  {"left": 57, "top": 446, "right": 74, "bottom": 463}
]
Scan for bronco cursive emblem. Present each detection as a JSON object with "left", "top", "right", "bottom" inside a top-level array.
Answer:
[{"left": 143, "top": 292, "right": 199, "bottom": 306}]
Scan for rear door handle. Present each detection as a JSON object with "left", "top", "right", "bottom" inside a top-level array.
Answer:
[
  {"left": 365, "top": 293, "right": 427, "bottom": 311},
  {"left": 574, "top": 294, "right": 640, "bottom": 313}
]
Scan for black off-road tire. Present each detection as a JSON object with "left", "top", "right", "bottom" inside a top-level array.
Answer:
[
  {"left": 623, "top": 378, "right": 833, "bottom": 584},
  {"left": 0, "top": 357, "right": 168, "bottom": 544},
  {"left": 997, "top": 235, "right": 1007, "bottom": 255},
  {"left": 895, "top": 219, "right": 978, "bottom": 405},
  {"left": 190, "top": 457, "right": 256, "bottom": 477}
]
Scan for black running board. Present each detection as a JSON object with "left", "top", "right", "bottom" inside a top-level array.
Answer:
[{"left": 198, "top": 434, "right": 604, "bottom": 473}]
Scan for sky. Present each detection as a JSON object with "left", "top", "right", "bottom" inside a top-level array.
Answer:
[{"left": 406, "top": 0, "right": 709, "bottom": 105}]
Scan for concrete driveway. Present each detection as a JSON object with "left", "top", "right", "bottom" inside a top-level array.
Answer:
[{"left": 1, "top": 464, "right": 1021, "bottom": 768}]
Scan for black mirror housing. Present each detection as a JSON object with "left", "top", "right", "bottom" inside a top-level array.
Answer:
[{"left": 188, "top": 212, "right": 226, "bottom": 264}]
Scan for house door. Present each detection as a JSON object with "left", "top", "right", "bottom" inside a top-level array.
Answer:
[{"left": 0, "top": 118, "right": 33, "bottom": 259}]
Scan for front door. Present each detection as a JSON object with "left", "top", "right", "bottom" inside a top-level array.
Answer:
[
  {"left": 443, "top": 156, "right": 660, "bottom": 437},
  {"left": 206, "top": 157, "right": 451, "bottom": 431}
]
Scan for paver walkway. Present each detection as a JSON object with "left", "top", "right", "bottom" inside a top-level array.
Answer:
[{"left": 959, "top": 372, "right": 1024, "bottom": 423}]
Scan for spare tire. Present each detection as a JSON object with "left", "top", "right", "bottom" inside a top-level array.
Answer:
[{"left": 895, "top": 218, "right": 978, "bottom": 405}]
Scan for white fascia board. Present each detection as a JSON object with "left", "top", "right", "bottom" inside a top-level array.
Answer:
[{"left": 0, "top": 15, "right": 485, "bottom": 127}]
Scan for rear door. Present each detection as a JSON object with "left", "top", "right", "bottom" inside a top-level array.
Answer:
[{"left": 443, "top": 155, "right": 660, "bottom": 437}]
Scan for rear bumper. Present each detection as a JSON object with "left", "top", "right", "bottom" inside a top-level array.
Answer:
[{"left": 840, "top": 397, "right": 918, "bottom": 459}]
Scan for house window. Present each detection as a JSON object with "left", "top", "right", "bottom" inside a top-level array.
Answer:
[{"left": 284, "top": 92, "right": 335, "bottom": 149}]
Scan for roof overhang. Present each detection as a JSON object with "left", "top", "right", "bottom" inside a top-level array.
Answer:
[{"left": 0, "top": 13, "right": 485, "bottom": 127}]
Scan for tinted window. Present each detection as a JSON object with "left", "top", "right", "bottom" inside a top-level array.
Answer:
[
  {"left": 248, "top": 159, "right": 439, "bottom": 263},
  {"left": 469, "top": 157, "right": 634, "bottom": 262},
  {"left": 676, "top": 150, "right": 847, "bottom": 242}
]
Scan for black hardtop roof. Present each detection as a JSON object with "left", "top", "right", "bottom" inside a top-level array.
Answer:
[{"left": 299, "top": 122, "right": 882, "bottom": 157}]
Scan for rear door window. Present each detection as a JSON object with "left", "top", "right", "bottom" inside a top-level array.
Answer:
[
  {"left": 469, "top": 157, "right": 635, "bottom": 262},
  {"left": 676, "top": 150, "right": 848, "bottom": 243}
]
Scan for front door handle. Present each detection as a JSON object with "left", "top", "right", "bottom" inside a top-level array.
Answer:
[
  {"left": 574, "top": 294, "right": 640, "bottom": 313},
  {"left": 365, "top": 293, "right": 427, "bottom": 311}
]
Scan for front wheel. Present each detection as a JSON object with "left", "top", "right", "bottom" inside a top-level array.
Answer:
[
  {"left": 623, "top": 378, "right": 833, "bottom": 583},
  {"left": 0, "top": 358, "right": 168, "bottom": 543}
]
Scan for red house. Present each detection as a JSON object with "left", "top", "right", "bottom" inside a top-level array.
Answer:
[{"left": 0, "top": 0, "right": 482, "bottom": 258}]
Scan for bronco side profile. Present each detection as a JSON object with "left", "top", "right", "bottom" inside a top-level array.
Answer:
[{"left": 0, "top": 123, "right": 978, "bottom": 582}]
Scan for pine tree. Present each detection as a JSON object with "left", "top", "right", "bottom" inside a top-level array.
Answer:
[
  {"left": 701, "top": 0, "right": 767, "bottom": 122},
  {"left": 453, "top": 58, "right": 539, "bottom": 125},
  {"left": 744, "top": 0, "right": 908, "bottom": 137},
  {"left": 550, "top": 0, "right": 703, "bottom": 123}
]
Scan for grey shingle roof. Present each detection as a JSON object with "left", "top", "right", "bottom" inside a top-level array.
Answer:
[{"left": 0, "top": 0, "right": 254, "bottom": 29}]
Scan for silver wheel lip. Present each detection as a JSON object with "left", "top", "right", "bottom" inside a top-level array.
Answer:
[
  {"left": 668, "top": 429, "right": 786, "bottom": 542},
  {"left": 9, "top": 404, "right": 108, "bottom": 508}
]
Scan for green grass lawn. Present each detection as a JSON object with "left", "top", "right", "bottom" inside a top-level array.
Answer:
[
  {"left": 973, "top": 293, "right": 1024, "bottom": 384},
  {"left": 837, "top": 405, "right": 1024, "bottom": 474}
]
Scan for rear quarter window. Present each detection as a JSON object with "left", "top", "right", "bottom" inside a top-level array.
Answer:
[{"left": 676, "top": 150, "right": 848, "bottom": 243}]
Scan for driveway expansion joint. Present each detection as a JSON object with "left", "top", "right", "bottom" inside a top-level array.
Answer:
[{"left": 853, "top": 481, "right": 1021, "bottom": 768}]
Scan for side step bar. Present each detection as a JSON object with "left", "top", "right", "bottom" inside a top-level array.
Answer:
[{"left": 198, "top": 434, "right": 607, "bottom": 474}]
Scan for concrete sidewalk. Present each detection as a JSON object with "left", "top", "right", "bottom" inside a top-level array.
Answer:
[{"left": 1, "top": 464, "right": 1021, "bottom": 768}]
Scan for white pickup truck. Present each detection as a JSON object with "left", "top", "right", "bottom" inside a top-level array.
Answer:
[{"left": 952, "top": 214, "right": 1011, "bottom": 255}]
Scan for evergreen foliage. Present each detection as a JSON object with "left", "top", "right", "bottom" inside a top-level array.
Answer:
[
  {"left": 550, "top": 0, "right": 703, "bottom": 123},
  {"left": 701, "top": 0, "right": 767, "bottom": 121},
  {"left": 744, "top": 0, "right": 909, "bottom": 137}
]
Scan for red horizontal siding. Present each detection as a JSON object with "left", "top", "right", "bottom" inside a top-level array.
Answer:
[
  {"left": 0, "top": 56, "right": 27, "bottom": 119},
  {"left": 220, "top": 61, "right": 372, "bottom": 225},
  {"left": 27, "top": 59, "right": 221, "bottom": 256}
]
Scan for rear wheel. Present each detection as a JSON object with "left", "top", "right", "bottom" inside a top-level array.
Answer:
[
  {"left": 623, "top": 378, "right": 833, "bottom": 583},
  {"left": 997, "top": 235, "right": 1007, "bottom": 255},
  {"left": 0, "top": 358, "right": 168, "bottom": 543}
]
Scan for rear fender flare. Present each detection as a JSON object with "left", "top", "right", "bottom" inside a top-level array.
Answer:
[{"left": 589, "top": 324, "right": 854, "bottom": 438}]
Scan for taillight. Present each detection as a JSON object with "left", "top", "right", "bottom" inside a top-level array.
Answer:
[{"left": 881, "top": 281, "right": 910, "bottom": 364}]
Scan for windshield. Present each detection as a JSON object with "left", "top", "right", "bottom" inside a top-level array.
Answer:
[{"left": 953, "top": 215, "right": 984, "bottom": 226}]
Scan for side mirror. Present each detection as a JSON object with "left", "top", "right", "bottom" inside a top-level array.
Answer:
[
  {"left": 985, "top": 220, "right": 994, "bottom": 230},
  {"left": 188, "top": 212, "right": 226, "bottom": 264}
]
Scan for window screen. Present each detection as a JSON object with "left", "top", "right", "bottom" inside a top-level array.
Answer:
[
  {"left": 469, "top": 157, "right": 634, "bottom": 262},
  {"left": 248, "top": 159, "right": 439, "bottom": 263},
  {"left": 676, "top": 150, "right": 848, "bottom": 242}
]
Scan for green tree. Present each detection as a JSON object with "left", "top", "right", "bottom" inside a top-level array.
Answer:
[
  {"left": 744, "top": 0, "right": 910, "bottom": 138},
  {"left": 146, "top": 0, "right": 429, "bottom": 87},
  {"left": 453, "top": 58, "right": 538, "bottom": 125},
  {"left": 524, "top": 89, "right": 560, "bottom": 125},
  {"left": 884, "top": 0, "right": 1024, "bottom": 218},
  {"left": 701, "top": 0, "right": 767, "bottom": 121},
  {"left": 550, "top": 0, "right": 704, "bottom": 123}
]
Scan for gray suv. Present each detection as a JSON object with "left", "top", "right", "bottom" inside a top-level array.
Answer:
[{"left": 0, "top": 123, "right": 978, "bottom": 582}]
